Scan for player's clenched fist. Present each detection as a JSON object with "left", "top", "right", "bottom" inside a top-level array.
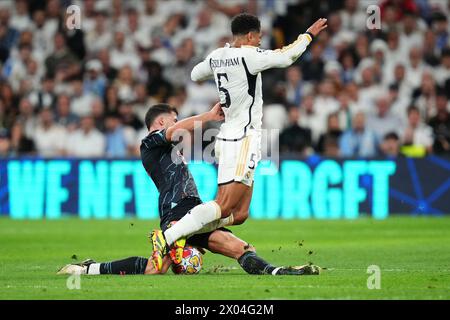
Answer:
[
  {"left": 306, "top": 18, "right": 328, "bottom": 37},
  {"left": 208, "top": 102, "right": 225, "bottom": 122}
]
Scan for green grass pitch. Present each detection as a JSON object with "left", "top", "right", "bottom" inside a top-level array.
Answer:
[{"left": 0, "top": 216, "right": 449, "bottom": 300}]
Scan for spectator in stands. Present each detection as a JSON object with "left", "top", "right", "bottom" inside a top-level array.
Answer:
[
  {"left": 15, "top": 97, "right": 37, "bottom": 138},
  {"left": 314, "top": 79, "right": 340, "bottom": 119},
  {"left": 0, "top": 95, "right": 13, "bottom": 131},
  {"left": 118, "top": 100, "right": 144, "bottom": 131},
  {"left": 380, "top": 132, "right": 401, "bottom": 158},
  {"left": 339, "top": 49, "right": 357, "bottom": 84},
  {"left": 97, "top": 48, "right": 118, "bottom": 82},
  {"left": 44, "top": 32, "right": 79, "bottom": 81},
  {"left": 145, "top": 60, "right": 173, "bottom": 102},
  {"left": 422, "top": 30, "right": 440, "bottom": 67},
  {"left": 31, "top": 9, "right": 56, "bottom": 61},
  {"left": 284, "top": 65, "right": 304, "bottom": 106},
  {"left": 66, "top": 115, "right": 105, "bottom": 157},
  {"left": 0, "top": 128, "right": 11, "bottom": 157},
  {"left": 27, "top": 75, "right": 55, "bottom": 111},
  {"left": 91, "top": 98, "right": 106, "bottom": 133},
  {"left": 70, "top": 78, "right": 96, "bottom": 117},
  {"left": 339, "top": 0, "right": 367, "bottom": 32},
  {"left": 301, "top": 42, "right": 325, "bottom": 82},
  {"left": 2, "top": 43, "right": 32, "bottom": 92},
  {"left": 406, "top": 46, "right": 428, "bottom": 91},
  {"left": 0, "top": 0, "right": 449, "bottom": 161},
  {"left": 104, "top": 85, "right": 121, "bottom": 113},
  {"left": 132, "top": 83, "right": 153, "bottom": 123},
  {"left": 0, "top": 82, "right": 18, "bottom": 126},
  {"left": 399, "top": 11, "right": 423, "bottom": 54},
  {"left": 164, "top": 38, "right": 196, "bottom": 88},
  {"left": 83, "top": 59, "right": 107, "bottom": 98},
  {"left": 9, "top": 121, "right": 35, "bottom": 156},
  {"left": 428, "top": 93, "right": 450, "bottom": 154},
  {"left": 85, "top": 10, "right": 113, "bottom": 54},
  {"left": 367, "top": 95, "right": 403, "bottom": 141},
  {"left": 34, "top": 108, "right": 67, "bottom": 157},
  {"left": 435, "top": 47, "right": 450, "bottom": 87},
  {"left": 402, "top": 105, "right": 434, "bottom": 155},
  {"left": 388, "top": 83, "right": 410, "bottom": 121},
  {"left": 0, "top": 7, "right": 19, "bottom": 61},
  {"left": 316, "top": 113, "right": 343, "bottom": 155},
  {"left": 114, "top": 65, "right": 136, "bottom": 102},
  {"left": 110, "top": 31, "right": 140, "bottom": 71},
  {"left": 414, "top": 71, "right": 438, "bottom": 121},
  {"left": 54, "top": 94, "right": 78, "bottom": 132},
  {"left": 339, "top": 112, "right": 378, "bottom": 157},
  {"left": 10, "top": 0, "right": 32, "bottom": 32},
  {"left": 336, "top": 90, "right": 355, "bottom": 131},
  {"left": 104, "top": 112, "right": 135, "bottom": 158},
  {"left": 279, "top": 105, "right": 313, "bottom": 156},
  {"left": 299, "top": 94, "right": 325, "bottom": 144},
  {"left": 322, "top": 134, "right": 341, "bottom": 158},
  {"left": 431, "top": 12, "right": 449, "bottom": 52}
]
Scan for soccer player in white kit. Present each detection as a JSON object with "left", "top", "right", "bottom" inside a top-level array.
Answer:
[{"left": 162, "top": 14, "right": 327, "bottom": 257}]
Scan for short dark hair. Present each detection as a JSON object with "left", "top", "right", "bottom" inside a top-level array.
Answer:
[
  {"left": 407, "top": 105, "right": 420, "bottom": 115},
  {"left": 231, "top": 13, "right": 261, "bottom": 36},
  {"left": 383, "top": 132, "right": 399, "bottom": 141},
  {"left": 144, "top": 103, "right": 177, "bottom": 129}
]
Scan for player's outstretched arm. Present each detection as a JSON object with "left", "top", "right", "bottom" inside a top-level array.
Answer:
[
  {"left": 191, "top": 59, "right": 214, "bottom": 82},
  {"left": 165, "top": 102, "right": 224, "bottom": 141},
  {"left": 247, "top": 18, "right": 328, "bottom": 74}
]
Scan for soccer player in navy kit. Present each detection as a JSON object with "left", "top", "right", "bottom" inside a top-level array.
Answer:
[{"left": 57, "top": 103, "right": 320, "bottom": 276}]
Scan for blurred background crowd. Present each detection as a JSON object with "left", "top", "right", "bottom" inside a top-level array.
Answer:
[{"left": 0, "top": 0, "right": 449, "bottom": 159}]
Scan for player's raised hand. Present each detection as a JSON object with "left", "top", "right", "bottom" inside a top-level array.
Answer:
[
  {"left": 306, "top": 18, "right": 328, "bottom": 37},
  {"left": 208, "top": 102, "right": 225, "bottom": 122}
]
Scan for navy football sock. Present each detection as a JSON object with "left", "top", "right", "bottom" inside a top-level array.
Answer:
[
  {"left": 237, "top": 251, "right": 276, "bottom": 275},
  {"left": 98, "top": 257, "right": 148, "bottom": 275}
]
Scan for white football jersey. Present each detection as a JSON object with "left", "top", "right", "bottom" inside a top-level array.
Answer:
[{"left": 191, "top": 34, "right": 312, "bottom": 140}]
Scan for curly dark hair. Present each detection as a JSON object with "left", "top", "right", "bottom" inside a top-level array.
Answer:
[{"left": 231, "top": 13, "right": 261, "bottom": 36}]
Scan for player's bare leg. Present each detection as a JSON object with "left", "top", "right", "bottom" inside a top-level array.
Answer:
[
  {"left": 215, "top": 182, "right": 250, "bottom": 218},
  {"left": 191, "top": 183, "right": 254, "bottom": 234},
  {"left": 228, "top": 184, "right": 253, "bottom": 225},
  {"left": 163, "top": 182, "right": 247, "bottom": 245}
]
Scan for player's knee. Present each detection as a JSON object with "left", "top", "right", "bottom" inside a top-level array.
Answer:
[
  {"left": 232, "top": 211, "right": 249, "bottom": 225},
  {"left": 215, "top": 199, "right": 234, "bottom": 217}
]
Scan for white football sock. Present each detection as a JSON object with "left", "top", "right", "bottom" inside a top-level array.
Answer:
[
  {"left": 87, "top": 263, "right": 101, "bottom": 275},
  {"left": 194, "top": 215, "right": 234, "bottom": 235},
  {"left": 164, "top": 201, "right": 221, "bottom": 245}
]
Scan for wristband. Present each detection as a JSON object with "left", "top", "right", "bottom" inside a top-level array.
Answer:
[{"left": 305, "top": 31, "right": 314, "bottom": 42}]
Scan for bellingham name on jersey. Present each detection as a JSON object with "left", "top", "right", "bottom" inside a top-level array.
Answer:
[{"left": 191, "top": 33, "right": 313, "bottom": 140}]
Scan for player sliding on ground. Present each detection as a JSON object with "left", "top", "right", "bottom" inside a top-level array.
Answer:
[
  {"left": 58, "top": 103, "right": 320, "bottom": 276},
  {"left": 163, "top": 14, "right": 328, "bottom": 251},
  {"left": 57, "top": 225, "right": 320, "bottom": 276}
]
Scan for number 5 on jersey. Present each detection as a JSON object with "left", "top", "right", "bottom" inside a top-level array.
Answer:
[{"left": 217, "top": 73, "right": 231, "bottom": 108}]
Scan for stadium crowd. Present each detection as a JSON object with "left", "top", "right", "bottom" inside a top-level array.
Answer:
[{"left": 0, "top": 0, "right": 449, "bottom": 159}]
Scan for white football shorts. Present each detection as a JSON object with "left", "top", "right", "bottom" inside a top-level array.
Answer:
[{"left": 215, "top": 129, "right": 261, "bottom": 187}]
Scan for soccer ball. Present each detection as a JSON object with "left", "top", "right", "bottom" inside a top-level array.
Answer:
[{"left": 171, "top": 246, "right": 203, "bottom": 275}]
